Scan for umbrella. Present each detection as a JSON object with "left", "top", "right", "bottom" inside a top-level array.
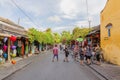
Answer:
[{"left": 76, "top": 38, "right": 83, "bottom": 42}]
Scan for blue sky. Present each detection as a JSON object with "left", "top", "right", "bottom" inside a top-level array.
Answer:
[{"left": 0, "top": 0, "right": 107, "bottom": 33}]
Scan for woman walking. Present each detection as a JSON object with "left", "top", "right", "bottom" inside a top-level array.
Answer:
[
  {"left": 73, "top": 45, "right": 79, "bottom": 61},
  {"left": 79, "top": 46, "right": 85, "bottom": 65},
  {"left": 85, "top": 45, "right": 92, "bottom": 65},
  {"left": 63, "top": 46, "right": 69, "bottom": 62}
]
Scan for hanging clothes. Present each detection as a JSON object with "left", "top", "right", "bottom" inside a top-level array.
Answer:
[
  {"left": 21, "top": 43, "right": 24, "bottom": 56},
  {"left": 25, "top": 45, "right": 29, "bottom": 55}
]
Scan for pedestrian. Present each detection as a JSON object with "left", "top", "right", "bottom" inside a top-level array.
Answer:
[
  {"left": 73, "top": 45, "right": 79, "bottom": 61},
  {"left": 52, "top": 44, "right": 59, "bottom": 62},
  {"left": 79, "top": 46, "right": 84, "bottom": 65},
  {"left": 95, "top": 44, "right": 101, "bottom": 65},
  {"left": 63, "top": 46, "right": 69, "bottom": 62},
  {"left": 85, "top": 45, "right": 92, "bottom": 65},
  {"left": 91, "top": 46, "right": 96, "bottom": 64}
]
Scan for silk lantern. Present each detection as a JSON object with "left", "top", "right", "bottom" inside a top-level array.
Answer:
[
  {"left": 11, "top": 45, "right": 16, "bottom": 50},
  {"left": 3, "top": 53, "right": 8, "bottom": 59},
  {"left": 4, "top": 37, "right": 8, "bottom": 43},
  {"left": 10, "top": 36, "right": 16, "bottom": 42},
  {"left": 11, "top": 60, "right": 16, "bottom": 64},
  {"left": 3, "top": 45, "right": 7, "bottom": 52},
  {"left": 0, "top": 58, "right": 2, "bottom": 63}
]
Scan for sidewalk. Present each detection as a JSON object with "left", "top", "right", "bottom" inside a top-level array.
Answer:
[
  {"left": 88, "top": 62, "right": 120, "bottom": 80},
  {"left": 0, "top": 50, "right": 48, "bottom": 80}
]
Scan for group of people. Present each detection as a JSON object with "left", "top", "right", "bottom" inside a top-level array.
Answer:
[
  {"left": 73, "top": 44, "right": 102, "bottom": 65},
  {"left": 52, "top": 44, "right": 102, "bottom": 65},
  {"left": 52, "top": 44, "right": 69, "bottom": 62}
]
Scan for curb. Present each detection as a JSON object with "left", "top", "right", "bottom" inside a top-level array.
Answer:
[
  {"left": 87, "top": 65, "right": 109, "bottom": 80},
  {"left": 1, "top": 61, "right": 32, "bottom": 80},
  {"left": 76, "top": 58, "right": 109, "bottom": 80}
]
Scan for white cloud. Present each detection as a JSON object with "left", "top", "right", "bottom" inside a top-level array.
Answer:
[
  {"left": 47, "top": 15, "right": 62, "bottom": 23},
  {"left": 60, "top": 0, "right": 81, "bottom": 19},
  {"left": 0, "top": 0, "right": 107, "bottom": 33}
]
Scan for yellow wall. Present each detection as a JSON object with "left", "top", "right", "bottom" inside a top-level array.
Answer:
[{"left": 101, "top": 0, "right": 120, "bottom": 65}]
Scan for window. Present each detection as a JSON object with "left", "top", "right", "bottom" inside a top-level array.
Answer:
[{"left": 106, "top": 23, "right": 112, "bottom": 37}]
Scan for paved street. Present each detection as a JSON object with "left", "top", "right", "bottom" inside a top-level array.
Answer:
[{"left": 3, "top": 51, "right": 101, "bottom": 80}]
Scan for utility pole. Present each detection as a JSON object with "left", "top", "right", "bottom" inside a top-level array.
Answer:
[
  {"left": 18, "top": 17, "right": 20, "bottom": 25},
  {"left": 86, "top": 0, "right": 91, "bottom": 32}
]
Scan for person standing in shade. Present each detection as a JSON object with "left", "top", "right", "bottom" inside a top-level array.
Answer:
[
  {"left": 79, "top": 46, "right": 84, "bottom": 65},
  {"left": 63, "top": 46, "right": 69, "bottom": 62},
  {"left": 52, "top": 45, "right": 59, "bottom": 62},
  {"left": 95, "top": 44, "right": 101, "bottom": 65},
  {"left": 85, "top": 45, "right": 92, "bottom": 65}
]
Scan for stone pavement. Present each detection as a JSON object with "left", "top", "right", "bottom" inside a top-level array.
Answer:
[
  {"left": 88, "top": 62, "right": 120, "bottom": 80},
  {"left": 1, "top": 50, "right": 120, "bottom": 80},
  {"left": 68, "top": 50, "right": 120, "bottom": 80},
  {"left": 0, "top": 51, "right": 47, "bottom": 80}
]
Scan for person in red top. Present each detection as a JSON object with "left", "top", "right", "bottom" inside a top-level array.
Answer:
[{"left": 52, "top": 45, "right": 59, "bottom": 62}]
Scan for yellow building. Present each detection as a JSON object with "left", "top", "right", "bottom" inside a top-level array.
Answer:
[{"left": 101, "top": 0, "right": 120, "bottom": 65}]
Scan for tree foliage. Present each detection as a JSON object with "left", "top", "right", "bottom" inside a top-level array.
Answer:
[
  {"left": 61, "top": 31, "right": 72, "bottom": 44},
  {"left": 72, "top": 27, "right": 90, "bottom": 40},
  {"left": 53, "top": 33, "right": 61, "bottom": 43}
]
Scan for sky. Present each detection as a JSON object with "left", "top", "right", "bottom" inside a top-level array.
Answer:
[{"left": 0, "top": 0, "right": 107, "bottom": 33}]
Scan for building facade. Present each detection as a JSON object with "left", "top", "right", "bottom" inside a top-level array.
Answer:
[
  {"left": 0, "top": 17, "right": 28, "bottom": 62},
  {"left": 101, "top": 0, "right": 120, "bottom": 65}
]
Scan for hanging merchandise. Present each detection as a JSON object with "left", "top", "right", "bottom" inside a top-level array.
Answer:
[
  {"left": 10, "top": 36, "right": 16, "bottom": 42},
  {"left": 18, "top": 40, "right": 22, "bottom": 47},
  {"left": 11, "top": 60, "right": 16, "bottom": 64},
  {"left": 0, "top": 49, "right": 3, "bottom": 56},
  {"left": 0, "top": 58, "right": 2, "bottom": 63},
  {"left": 11, "top": 45, "right": 16, "bottom": 50},
  {"left": 4, "top": 37, "right": 8, "bottom": 43},
  {"left": 21, "top": 43, "right": 24, "bottom": 56},
  {"left": 3, "top": 45, "right": 7, "bottom": 52},
  {"left": 3, "top": 53, "right": 8, "bottom": 59},
  {"left": 25, "top": 45, "right": 29, "bottom": 55}
]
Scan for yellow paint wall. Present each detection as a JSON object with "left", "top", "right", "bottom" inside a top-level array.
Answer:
[{"left": 101, "top": 0, "right": 120, "bottom": 65}]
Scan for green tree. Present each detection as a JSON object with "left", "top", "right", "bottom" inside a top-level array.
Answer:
[
  {"left": 61, "top": 31, "right": 72, "bottom": 44},
  {"left": 53, "top": 33, "right": 61, "bottom": 44},
  {"left": 72, "top": 27, "right": 90, "bottom": 40}
]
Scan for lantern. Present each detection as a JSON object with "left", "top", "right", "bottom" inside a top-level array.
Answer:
[
  {"left": 4, "top": 37, "right": 8, "bottom": 43},
  {"left": 11, "top": 54, "right": 16, "bottom": 58},
  {"left": 10, "top": 36, "right": 16, "bottom": 42},
  {"left": 11, "top": 45, "right": 16, "bottom": 50},
  {"left": 0, "top": 58, "right": 2, "bottom": 63},
  {"left": 3, "top": 53, "right": 8, "bottom": 59},
  {"left": 11, "top": 60, "right": 16, "bottom": 64},
  {"left": 3, "top": 45, "right": 7, "bottom": 52}
]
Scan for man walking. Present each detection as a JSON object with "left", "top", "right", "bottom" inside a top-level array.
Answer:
[{"left": 52, "top": 45, "right": 59, "bottom": 62}]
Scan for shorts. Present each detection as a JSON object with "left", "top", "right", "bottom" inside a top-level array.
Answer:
[
  {"left": 65, "top": 54, "right": 69, "bottom": 57},
  {"left": 53, "top": 54, "right": 58, "bottom": 60},
  {"left": 80, "top": 54, "right": 84, "bottom": 60},
  {"left": 96, "top": 54, "right": 100, "bottom": 61},
  {"left": 86, "top": 55, "right": 91, "bottom": 59}
]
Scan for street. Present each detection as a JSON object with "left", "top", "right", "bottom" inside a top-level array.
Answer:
[{"left": 3, "top": 51, "right": 101, "bottom": 80}]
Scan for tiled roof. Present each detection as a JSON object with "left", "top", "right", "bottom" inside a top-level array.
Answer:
[{"left": 0, "top": 16, "right": 24, "bottom": 29}]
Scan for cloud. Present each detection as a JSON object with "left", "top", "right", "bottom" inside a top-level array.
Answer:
[
  {"left": 0, "top": 0, "right": 107, "bottom": 33},
  {"left": 60, "top": 0, "right": 81, "bottom": 19},
  {"left": 47, "top": 15, "right": 62, "bottom": 23}
]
